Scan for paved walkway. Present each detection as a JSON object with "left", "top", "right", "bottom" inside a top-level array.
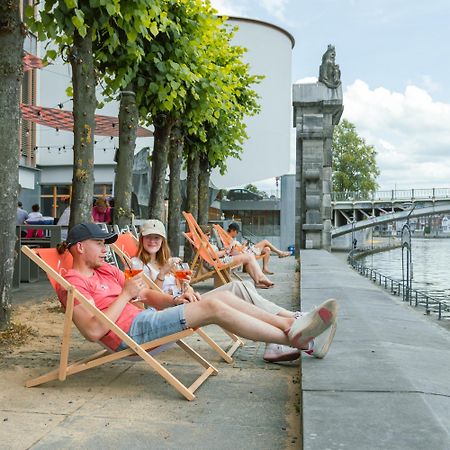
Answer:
[
  {"left": 1, "top": 258, "right": 300, "bottom": 450},
  {"left": 301, "top": 250, "right": 450, "bottom": 450}
]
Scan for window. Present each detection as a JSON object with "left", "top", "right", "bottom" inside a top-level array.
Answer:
[{"left": 224, "top": 210, "right": 280, "bottom": 237}]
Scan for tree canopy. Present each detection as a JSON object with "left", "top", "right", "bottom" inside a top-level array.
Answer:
[{"left": 332, "top": 119, "right": 380, "bottom": 195}]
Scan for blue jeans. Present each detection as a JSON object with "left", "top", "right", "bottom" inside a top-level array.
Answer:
[{"left": 117, "top": 304, "right": 188, "bottom": 351}]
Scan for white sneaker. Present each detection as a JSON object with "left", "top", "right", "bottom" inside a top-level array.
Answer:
[
  {"left": 288, "top": 299, "right": 338, "bottom": 349},
  {"left": 263, "top": 343, "right": 300, "bottom": 363},
  {"left": 305, "top": 321, "right": 337, "bottom": 358}
]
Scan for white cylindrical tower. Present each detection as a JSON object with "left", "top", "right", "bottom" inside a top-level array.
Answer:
[{"left": 211, "top": 17, "right": 295, "bottom": 188}]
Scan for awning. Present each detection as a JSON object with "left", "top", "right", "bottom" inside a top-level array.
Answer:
[
  {"left": 21, "top": 104, "right": 152, "bottom": 137},
  {"left": 23, "top": 52, "right": 44, "bottom": 72}
]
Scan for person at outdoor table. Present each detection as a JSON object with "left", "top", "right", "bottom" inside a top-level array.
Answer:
[
  {"left": 26, "top": 204, "right": 43, "bottom": 222},
  {"left": 91, "top": 198, "right": 112, "bottom": 224},
  {"left": 16, "top": 201, "right": 28, "bottom": 225},
  {"left": 57, "top": 196, "right": 71, "bottom": 240},
  {"left": 131, "top": 220, "right": 338, "bottom": 362},
  {"left": 56, "top": 222, "right": 338, "bottom": 360},
  {"left": 226, "top": 222, "right": 291, "bottom": 275}
]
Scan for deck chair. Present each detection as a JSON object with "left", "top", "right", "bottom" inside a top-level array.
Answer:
[
  {"left": 21, "top": 245, "right": 219, "bottom": 401},
  {"left": 110, "top": 232, "right": 243, "bottom": 363},
  {"left": 183, "top": 212, "right": 243, "bottom": 286},
  {"left": 213, "top": 223, "right": 233, "bottom": 249}
]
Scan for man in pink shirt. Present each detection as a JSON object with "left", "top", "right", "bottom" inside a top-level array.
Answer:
[{"left": 58, "top": 223, "right": 337, "bottom": 353}]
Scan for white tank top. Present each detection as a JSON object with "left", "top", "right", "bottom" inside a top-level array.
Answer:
[{"left": 130, "top": 257, "right": 181, "bottom": 296}]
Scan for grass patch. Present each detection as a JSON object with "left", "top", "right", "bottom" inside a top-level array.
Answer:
[{"left": 0, "top": 322, "right": 37, "bottom": 348}]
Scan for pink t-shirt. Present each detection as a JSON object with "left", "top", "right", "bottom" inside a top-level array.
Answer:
[{"left": 57, "top": 264, "right": 140, "bottom": 350}]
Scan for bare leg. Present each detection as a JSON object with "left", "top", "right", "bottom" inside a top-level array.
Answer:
[
  {"left": 232, "top": 253, "right": 273, "bottom": 286},
  {"left": 208, "top": 291, "right": 293, "bottom": 330},
  {"left": 261, "top": 247, "right": 273, "bottom": 274},
  {"left": 184, "top": 300, "right": 291, "bottom": 346},
  {"left": 254, "top": 240, "right": 289, "bottom": 257}
]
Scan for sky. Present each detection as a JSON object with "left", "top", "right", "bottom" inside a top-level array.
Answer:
[{"left": 210, "top": 0, "right": 450, "bottom": 194}]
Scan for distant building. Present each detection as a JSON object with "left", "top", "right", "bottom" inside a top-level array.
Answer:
[
  {"left": 220, "top": 174, "right": 295, "bottom": 250},
  {"left": 18, "top": 12, "right": 294, "bottom": 223}
]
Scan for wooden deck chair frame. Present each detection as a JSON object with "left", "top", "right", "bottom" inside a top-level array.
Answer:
[
  {"left": 110, "top": 232, "right": 243, "bottom": 363},
  {"left": 21, "top": 245, "right": 219, "bottom": 401},
  {"left": 182, "top": 212, "right": 243, "bottom": 286}
]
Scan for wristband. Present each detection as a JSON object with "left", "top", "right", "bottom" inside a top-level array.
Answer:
[
  {"left": 172, "top": 294, "right": 180, "bottom": 304},
  {"left": 157, "top": 275, "right": 165, "bottom": 282}
]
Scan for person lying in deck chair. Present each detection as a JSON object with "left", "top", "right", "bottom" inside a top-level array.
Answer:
[
  {"left": 56, "top": 222, "right": 337, "bottom": 358},
  {"left": 131, "top": 220, "right": 338, "bottom": 362},
  {"left": 226, "top": 222, "right": 291, "bottom": 275}
]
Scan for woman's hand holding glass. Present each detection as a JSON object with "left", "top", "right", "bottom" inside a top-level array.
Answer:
[{"left": 173, "top": 262, "right": 192, "bottom": 293}]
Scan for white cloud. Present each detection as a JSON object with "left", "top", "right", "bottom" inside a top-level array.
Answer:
[
  {"left": 260, "top": 0, "right": 290, "bottom": 22},
  {"left": 343, "top": 80, "right": 450, "bottom": 190},
  {"left": 209, "top": 0, "right": 248, "bottom": 16}
]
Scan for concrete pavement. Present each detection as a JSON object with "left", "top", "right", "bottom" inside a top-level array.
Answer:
[
  {"left": 301, "top": 250, "right": 450, "bottom": 450},
  {"left": 1, "top": 258, "right": 301, "bottom": 450}
]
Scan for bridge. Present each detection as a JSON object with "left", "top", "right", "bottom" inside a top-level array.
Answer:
[{"left": 331, "top": 188, "right": 450, "bottom": 238}]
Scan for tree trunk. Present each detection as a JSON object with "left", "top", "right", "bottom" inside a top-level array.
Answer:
[
  {"left": 148, "top": 114, "right": 174, "bottom": 221},
  {"left": 198, "top": 154, "right": 211, "bottom": 227},
  {"left": 183, "top": 153, "right": 200, "bottom": 262},
  {"left": 167, "top": 126, "right": 184, "bottom": 256},
  {"left": 69, "top": 29, "right": 96, "bottom": 228},
  {"left": 114, "top": 84, "right": 138, "bottom": 229},
  {"left": 0, "top": 1, "right": 25, "bottom": 329}
]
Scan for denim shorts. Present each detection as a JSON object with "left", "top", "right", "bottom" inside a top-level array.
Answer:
[{"left": 116, "top": 304, "right": 188, "bottom": 351}]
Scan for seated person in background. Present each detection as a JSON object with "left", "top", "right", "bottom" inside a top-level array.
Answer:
[
  {"left": 131, "top": 220, "right": 338, "bottom": 362},
  {"left": 56, "top": 222, "right": 337, "bottom": 362},
  {"left": 26, "top": 204, "right": 43, "bottom": 222},
  {"left": 16, "top": 202, "right": 28, "bottom": 225},
  {"left": 57, "top": 196, "right": 71, "bottom": 240},
  {"left": 204, "top": 224, "right": 274, "bottom": 289},
  {"left": 227, "top": 223, "right": 291, "bottom": 275},
  {"left": 91, "top": 198, "right": 112, "bottom": 224},
  {"left": 25, "top": 204, "right": 44, "bottom": 238}
]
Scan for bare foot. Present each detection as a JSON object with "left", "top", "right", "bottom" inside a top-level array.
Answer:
[
  {"left": 263, "top": 269, "right": 274, "bottom": 275},
  {"left": 278, "top": 251, "right": 291, "bottom": 258},
  {"left": 260, "top": 278, "right": 274, "bottom": 288}
]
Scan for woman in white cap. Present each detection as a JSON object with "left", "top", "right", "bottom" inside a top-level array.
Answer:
[{"left": 131, "top": 219, "right": 183, "bottom": 296}]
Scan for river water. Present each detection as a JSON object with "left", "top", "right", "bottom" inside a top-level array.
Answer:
[{"left": 361, "top": 238, "right": 450, "bottom": 302}]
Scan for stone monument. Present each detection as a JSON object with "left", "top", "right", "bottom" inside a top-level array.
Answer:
[{"left": 293, "top": 45, "right": 344, "bottom": 251}]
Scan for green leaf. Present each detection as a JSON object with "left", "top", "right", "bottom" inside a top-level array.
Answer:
[
  {"left": 71, "top": 15, "right": 84, "bottom": 30},
  {"left": 106, "top": 3, "right": 116, "bottom": 16},
  {"left": 64, "top": 0, "right": 78, "bottom": 9},
  {"left": 150, "top": 22, "right": 159, "bottom": 37},
  {"left": 46, "top": 49, "right": 57, "bottom": 60}
]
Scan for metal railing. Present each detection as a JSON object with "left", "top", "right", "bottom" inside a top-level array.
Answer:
[
  {"left": 348, "top": 252, "right": 450, "bottom": 320},
  {"left": 332, "top": 188, "right": 450, "bottom": 203}
]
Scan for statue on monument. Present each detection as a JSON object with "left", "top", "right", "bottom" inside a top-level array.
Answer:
[{"left": 318, "top": 44, "right": 341, "bottom": 89}]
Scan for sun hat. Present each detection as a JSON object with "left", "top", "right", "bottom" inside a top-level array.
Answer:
[
  {"left": 140, "top": 219, "right": 167, "bottom": 239},
  {"left": 66, "top": 222, "right": 117, "bottom": 248}
]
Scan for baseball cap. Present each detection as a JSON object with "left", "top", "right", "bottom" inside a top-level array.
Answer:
[
  {"left": 66, "top": 222, "right": 118, "bottom": 248},
  {"left": 140, "top": 219, "right": 166, "bottom": 239}
]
